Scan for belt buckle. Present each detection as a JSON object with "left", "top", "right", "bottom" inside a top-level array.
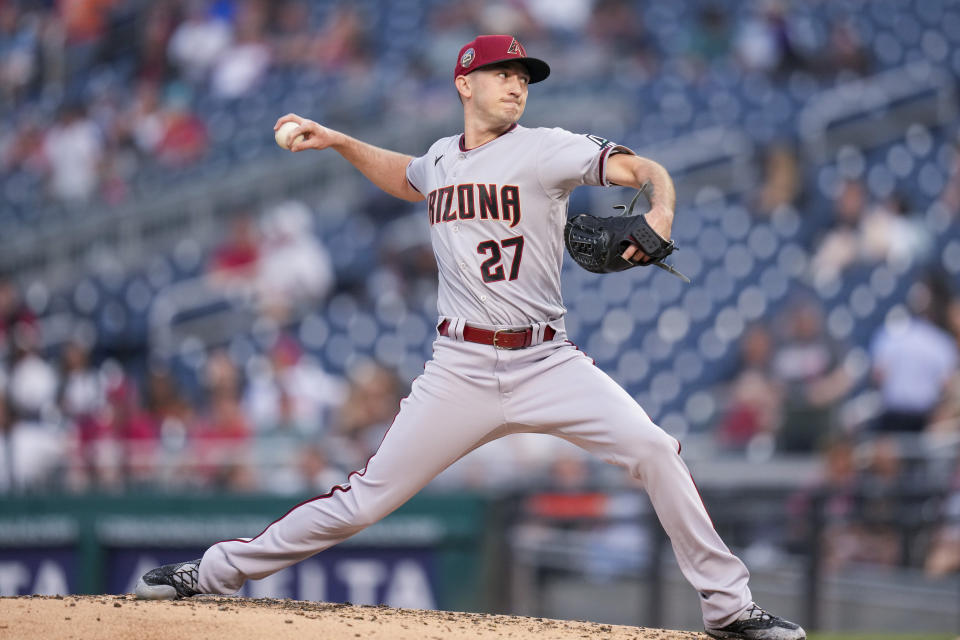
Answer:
[{"left": 492, "top": 328, "right": 525, "bottom": 350}]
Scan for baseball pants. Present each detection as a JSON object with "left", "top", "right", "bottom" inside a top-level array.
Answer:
[{"left": 198, "top": 328, "right": 752, "bottom": 628}]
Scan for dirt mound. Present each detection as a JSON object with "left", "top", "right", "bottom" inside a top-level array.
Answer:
[{"left": 0, "top": 594, "right": 706, "bottom": 640}]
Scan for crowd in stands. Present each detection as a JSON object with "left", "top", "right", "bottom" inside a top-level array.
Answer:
[
  {"left": 3, "top": 0, "right": 960, "bottom": 579},
  {"left": 0, "top": 0, "right": 907, "bottom": 215}
]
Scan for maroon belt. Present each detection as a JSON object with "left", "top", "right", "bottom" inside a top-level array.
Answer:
[{"left": 438, "top": 319, "right": 556, "bottom": 350}]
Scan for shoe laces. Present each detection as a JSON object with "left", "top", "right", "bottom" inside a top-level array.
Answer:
[
  {"left": 171, "top": 562, "right": 200, "bottom": 595},
  {"left": 740, "top": 604, "right": 774, "bottom": 622}
]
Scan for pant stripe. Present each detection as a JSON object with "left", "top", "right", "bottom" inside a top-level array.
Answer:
[{"left": 211, "top": 384, "right": 419, "bottom": 547}]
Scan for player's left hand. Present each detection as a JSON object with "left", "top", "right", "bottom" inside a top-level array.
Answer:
[{"left": 622, "top": 204, "right": 673, "bottom": 263}]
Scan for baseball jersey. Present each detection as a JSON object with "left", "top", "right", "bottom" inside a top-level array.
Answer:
[{"left": 406, "top": 124, "right": 633, "bottom": 326}]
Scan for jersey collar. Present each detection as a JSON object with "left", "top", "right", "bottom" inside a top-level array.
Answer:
[{"left": 459, "top": 123, "right": 518, "bottom": 152}]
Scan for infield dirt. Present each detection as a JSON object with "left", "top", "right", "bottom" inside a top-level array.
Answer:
[{"left": 0, "top": 594, "right": 707, "bottom": 640}]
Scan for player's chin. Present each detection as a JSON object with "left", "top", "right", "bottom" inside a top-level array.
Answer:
[{"left": 501, "top": 104, "right": 524, "bottom": 122}]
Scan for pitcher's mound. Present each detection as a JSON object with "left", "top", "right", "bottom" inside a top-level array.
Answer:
[{"left": 0, "top": 595, "right": 707, "bottom": 639}]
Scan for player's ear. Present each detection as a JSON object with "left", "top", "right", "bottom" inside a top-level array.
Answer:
[{"left": 455, "top": 75, "right": 471, "bottom": 102}]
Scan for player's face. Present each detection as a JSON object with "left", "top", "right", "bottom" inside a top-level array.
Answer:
[{"left": 469, "top": 62, "right": 530, "bottom": 125}]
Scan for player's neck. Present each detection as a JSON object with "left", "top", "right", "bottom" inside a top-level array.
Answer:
[{"left": 462, "top": 116, "right": 517, "bottom": 150}]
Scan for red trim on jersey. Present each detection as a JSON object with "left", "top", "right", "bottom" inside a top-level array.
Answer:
[
  {"left": 405, "top": 158, "right": 421, "bottom": 193},
  {"left": 598, "top": 145, "right": 613, "bottom": 186},
  {"left": 459, "top": 123, "right": 518, "bottom": 152}
]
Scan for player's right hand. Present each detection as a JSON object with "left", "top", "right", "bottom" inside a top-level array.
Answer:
[{"left": 273, "top": 114, "right": 339, "bottom": 152}]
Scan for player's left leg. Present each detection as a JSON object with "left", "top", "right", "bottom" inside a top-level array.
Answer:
[
  {"left": 502, "top": 341, "right": 803, "bottom": 638},
  {"left": 136, "top": 338, "right": 510, "bottom": 599}
]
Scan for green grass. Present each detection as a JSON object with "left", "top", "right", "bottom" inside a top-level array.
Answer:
[{"left": 809, "top": 635, "right": 955, "bottom": 640}]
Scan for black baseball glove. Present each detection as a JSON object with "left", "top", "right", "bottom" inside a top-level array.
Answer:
[{"left": 563, "top": 186, "right": 689, "bottom": 281}]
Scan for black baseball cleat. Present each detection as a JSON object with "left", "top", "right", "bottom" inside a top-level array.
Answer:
[
  {"left": 134, "top": 559, "right": 202, "bottom": 600},
  {"left": 705, "top": 603, "right": 806, "bottom": 640}
]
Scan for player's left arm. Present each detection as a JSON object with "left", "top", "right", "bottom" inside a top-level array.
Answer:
[{"left": 605, "top": 154, "right": 676, "bottom": 240}]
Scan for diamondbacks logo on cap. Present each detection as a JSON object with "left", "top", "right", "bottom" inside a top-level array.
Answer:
[
  {"left": 460, "top": 48, "right": 475, "bottom": 68},
  {"left": 507, "top": 38, "right": 524, "bottom": 55}
]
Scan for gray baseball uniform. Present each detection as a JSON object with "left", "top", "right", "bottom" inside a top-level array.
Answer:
[{"left": 196, "top": 123, "right": 752, "bottom": 629}]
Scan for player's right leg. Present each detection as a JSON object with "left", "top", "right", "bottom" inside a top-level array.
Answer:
[
  {"left": 503, "top": 341, "right": 805, "bottom": 640},
  {"left": 136, "top": 339, "right": 504, "bottom": 599}
]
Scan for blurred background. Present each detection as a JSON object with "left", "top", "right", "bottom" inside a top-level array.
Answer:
[{"left": 1, "top": 0, "right": 959, "bottom": 635}]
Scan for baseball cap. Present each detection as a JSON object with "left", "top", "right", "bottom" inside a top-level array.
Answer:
[{"left": 454, "top": 35, "right": 550, "bottom": 84}]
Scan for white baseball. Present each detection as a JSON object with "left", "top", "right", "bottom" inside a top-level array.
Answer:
[{"left": 275, "top": 121, "right": 305, "bottom": 149}]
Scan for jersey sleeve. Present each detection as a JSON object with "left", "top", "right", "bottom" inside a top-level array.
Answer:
[
  {"left": 405, "top": 153, "right": 428, "bottom": 195},
  {"left": 536, "top": 127, "right": 634, "bottom": 195},
  {"left": 407, "top": 156, "right": 427, "bottom": 195}
]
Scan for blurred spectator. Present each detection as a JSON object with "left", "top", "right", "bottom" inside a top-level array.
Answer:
[
  {"left": 1, "top": 114, "right": 48, "bottom": 174},
  {"left": 58, "top": 340, "right": 102, "bottom": 416},
  {"left": 264, "top": 444, "right": 346, "bottom": 496},
  {"left": 525, "top": 0, "right": 590, "bottom": 36},
  {"left": 0, "top": 325, "right": 66, "bottom": 491},
  {"left": 0, "top": 279, "right": 36, "bottom": 357},
  {"left": 124, "top": 80, "right": 165, "bottom": 158},
  {"left": 716, "top": 324, "right": 783, "bottom": 451},
  {"left": 154, "top": 85, "right": 208, "bottom": 167},
  {"left": 825, "top": 437, "right": 904, "bottom": 569},
  {"left": 59, "top": 0, "right": 116, "bottom": 86},
  {"left": 819, "top": 19, "right": 870, "bottom": 77},
  {"left": 135, "top": 2, "right": 177, "bottom": 83},
  {"left": 42, "top": 103, "right": 104, "bottom": 204},
  {"left": 106, "top": 374, "right": 159, "bottom": 487},
  {"left": 193, "top": 349, "right": 254, "bottom": 490},
  {"left": 145, "top": 364, "right": 194, "bottom": 433},
  {"left": 36, "top": 9, "right": 66, "bottom": 95},
  {"left": 870, "top": 281, "right": 958, "bottom": 434},
  {"left": 372, "top": 210, "right": 438, "bottom": 299},
  {"left": 734, "top": 1, "right": 805, "bottom": 76},
  {"left": 57, "top": 339, "right": 103, "bottom": 445},
  {"left": 210, "top": 0, "right": 271, "bottom": 98},
  {"left": 789, "top": 436, "right": 905, "bottom": 572},
  {"left": 0, "top": 3, "right": 39, "bottom": 109},
  {"left": 755, "top": 143, "right": 800, "bottom": 215},
  {"left": 243, "top": 333, "right": 346, "bottom": 435},
  {"left": 2, "top": 0, "right": 960, "bottom": 505},
  {"left": 256, "top": 201, "right": 334, "bottom": 321},
  {"left": 67, "top": 360, "right": 158, "bottom": 490},
  {"left": 208, "top": 214, "right": 261, "bottom": 288},
  {"left": 809, "top": 178, "right": 866, "bottom": 284},
  {"left": 586, "top": 0, "right": 655, "bottom": 74},
  {"left": 688, "top": 5, "right": 731, "bottom": 65},
  {"left": 7, "top": 328, "right": 58, "bottom": 420},
  {"left": 0, "top": 387, "right": 65, "bottom": 492},
  {"left": 313, "top": 5, "right": 372, "bottom": 73},
  {"left": 546, "top": 450, "right": 592, "bottom": 490},
  {"left": 335, "top": 362, "right": 402, "bottom": 466},
  {"left": 787, "top": 436, "right": 857, "bottom": 559},
  {"left": 270, "top": 0, "right": 319, "bottom": 69},
  {"left": 167, "top": 0, "right": 232, "bottom": 84},
  {"left": 860, "top": 192, "right": 929, "bottom": 268},
  {"left": 771, "top": 297, "right": 851, "bottom": 452},
  {"left": 61, "top": 0, "right": 116, "bottom": 46},
  {"left": 245, "top": 337, "right": 347, "bottom": 495}
]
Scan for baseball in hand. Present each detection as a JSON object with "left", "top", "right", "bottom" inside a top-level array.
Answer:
[{"left": 275, "top": 121, "right": 305, "bottom": 149}]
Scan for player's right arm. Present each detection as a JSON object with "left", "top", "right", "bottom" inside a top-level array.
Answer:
[{"left": 274, "top": 113, "right": 424, "bottom": 203}]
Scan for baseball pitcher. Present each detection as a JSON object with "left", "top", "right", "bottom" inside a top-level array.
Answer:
[{"left": 136, "top": 35, "right": 805, "bottom": 640}]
